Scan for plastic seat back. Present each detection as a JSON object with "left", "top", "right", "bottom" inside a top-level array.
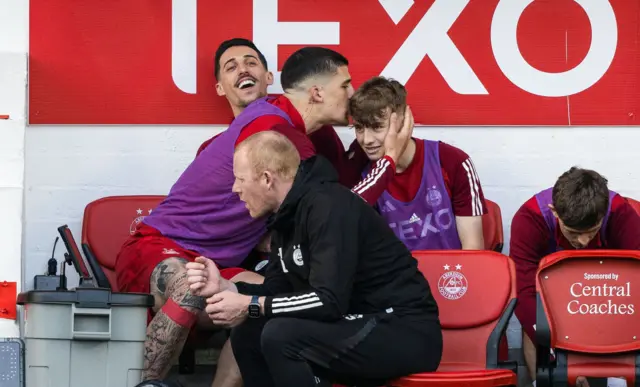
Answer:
[
  {"left": 81, "top": 195, "right": 166, "bottom": 290},
  {"left": 536, "top": 249, "right": 640, "bottom": 386},
  {"left": 413, "top": 250, "right": 516, "bottom": 372},
  {"left": 482, "top": 199, "right": 504, "bottom": 252}
]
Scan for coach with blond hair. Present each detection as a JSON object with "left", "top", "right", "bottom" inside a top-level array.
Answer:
[{"left": 186, "top": 131, "right": 443, "bottom": 387}]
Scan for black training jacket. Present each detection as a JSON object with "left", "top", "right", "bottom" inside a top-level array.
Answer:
[{"left": 236, "top": 156, "right": 439, "bottom": 321}]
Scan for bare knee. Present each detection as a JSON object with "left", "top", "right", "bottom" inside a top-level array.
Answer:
[
  {"left": 230, "top": 271, "right": 264, "bottom": 285},
  {"left": 150, "top": 257, "right": 187, "bottom": 295}
]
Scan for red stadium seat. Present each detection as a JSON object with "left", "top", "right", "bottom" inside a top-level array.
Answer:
[
  {"left": 80, "top": 195, "right": 210, "bottom": 374},
  {"left": 389, "top": 250, "right": 518, "bottom": 387},
  {"left": 483, "top": 199, "right": 504, "bottom": 253},
  {"left": 536, "top": 250, "right": 640, "bottom": 386},
  {"left": 626, "top": 197, "right": 640, "bottom": 215},
  {"left": 81, "top": 195, "right": 166, "bottom": 291}
]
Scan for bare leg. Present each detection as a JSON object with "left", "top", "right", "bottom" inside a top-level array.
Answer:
[
  {"left": 211, "top": 270, "right": 264, "bottom": 387},
  {"left": 211, "top": 340, "right": 243, "bottom": 387},
  {"left": 524, "top": 332, "right": 592, "bottom": 387},
  {"left": 143, "top": 257, "right": 205, "bottom": 381},
  {"left": 522, "top": 332, "right": 536, "bottom": 382}
]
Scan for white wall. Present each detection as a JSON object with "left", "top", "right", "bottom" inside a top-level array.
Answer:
[
  {"left": 3, "top": 0, "right": 640, "bottom": 345},
  {"left": 23, "top": 125, "right": 640, "bottom": 351},
  {"left": 0, "top": 0, "right": 28, "bottom": 338},
  {"left": 24, "top": 126, "right": 640, "bottom": 285}
]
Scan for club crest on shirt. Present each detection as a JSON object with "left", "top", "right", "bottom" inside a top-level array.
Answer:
[
  {"left": 426, "top": 186, "right": 443, "bottom": 207},
  {"left": 292, "top": 245, "right": 304, "bottom": 266},
  {"left": 438, "top": 264, "right": 468, "bottom": 300}
]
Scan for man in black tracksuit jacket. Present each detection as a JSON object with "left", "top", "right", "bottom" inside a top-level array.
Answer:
[{"left": 186, "top": 131, "right": 443, "bottom": 387}]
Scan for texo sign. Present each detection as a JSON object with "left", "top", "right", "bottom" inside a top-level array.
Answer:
[{"left": 29, "top": 0, "right": 640, "bottom": 125}]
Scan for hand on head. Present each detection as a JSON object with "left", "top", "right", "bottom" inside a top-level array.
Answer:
[
  {"left": 186, "top": 256, "right": 225, "bottom": 298},
  {"left": 383, "top": 105, "right": 414, "bottom": 163}
]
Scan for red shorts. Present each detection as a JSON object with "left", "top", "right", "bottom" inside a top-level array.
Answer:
[{"left": 115, "top": 224, "right": 246, "bottom": 294}]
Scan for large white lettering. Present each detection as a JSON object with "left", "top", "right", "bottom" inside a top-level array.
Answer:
[
  {"left": 378, "top": 0, "right": 415, "bottom": 25},
  {"left": 170, "top": 0, "right": 339, "bottom": 94},
  {"left": 252, "top": 0, "right": 340, "bottom": 94},
  {"left": 170, "top": 0, "right": 620, "bottom": 97},
  {"left": 171, "top": 0, "right": 197, "bottom": 94},
  {"left": 491, "top": 0, "right": 618, "bottom": 97},
  {"left": 381, "top": 0, "right": 488, "bottom": 95},
  {"left": 566, "top": 281, "right": 634, "bottom": 315}
]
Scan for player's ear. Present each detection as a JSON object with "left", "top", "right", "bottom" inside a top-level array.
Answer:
[
  {"left": 216, "top": 82, "right": 226, "bottom": 97},
  {"left": 548, "top": 204, "right": 559, "bottom": 219},
  {"left": 265, "top": 71, "right": 274, "bottom": 86},
  {"left": 263, "top": 170, "right": 274, "bottom": 189},
  {"left": 310, "top": 84, "right": 323, "bottom": 104}
]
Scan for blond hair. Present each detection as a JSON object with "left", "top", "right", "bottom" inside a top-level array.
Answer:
[{"left": 236, "top": 131, "right": 300, "bottom": 181}]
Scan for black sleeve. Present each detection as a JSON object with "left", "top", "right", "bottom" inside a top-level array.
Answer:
[
  {"left": 262, "top": 192, "right": 360, "bottom": 321},
  {"left": 234, "top": 248, "right": 293, "bottom": 296}
]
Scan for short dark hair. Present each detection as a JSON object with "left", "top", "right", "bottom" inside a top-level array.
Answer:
[
  {"left": 280, "top": 47, "right": 349, "bottom": 91},
  {"left": 214, "top": 38, "right": 268, "bottom": 80},
  {"left": 552, "top": 167, "right": 610, "bottom": 230},
  {"left": 350, "top": 77, "right": 407, "bottom": 128}
]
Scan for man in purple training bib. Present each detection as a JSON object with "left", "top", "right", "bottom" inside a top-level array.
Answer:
[
  {"left": 511, "top": 167, "right": 640, "bottom": 386},
  {"left": 116, "top": 40, "right": 414, "bottom": 385},
  {"left": 348, "top": 76, "right": 487, "bottom": 251}
]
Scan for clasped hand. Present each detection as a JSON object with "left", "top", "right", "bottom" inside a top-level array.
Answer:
[{"left": 186, "top": 257, "right": 251, "bottom": 327}]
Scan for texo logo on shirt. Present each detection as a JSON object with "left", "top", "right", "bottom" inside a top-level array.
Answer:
[
  {"left": 171, "top": 0, "right": 618, "bottom": 97},
  {"left": 390, "top": 208, "right": 455, "bottom": 241}
]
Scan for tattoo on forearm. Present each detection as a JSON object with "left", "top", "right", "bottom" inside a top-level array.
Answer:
[
  {"left": 180, "top": 290, "right": 206, "bottom": 310},
  {"left": 172, "top": 271, "right": 205, "bottom": 310}
]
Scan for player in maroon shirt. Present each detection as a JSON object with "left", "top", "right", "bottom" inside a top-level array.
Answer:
[
  {"left": 347, "top": 76, "right": 487, "bottom": 250},
  {"left": 344, "top": 76, "right": 517, "bottom": 364},
  {"left": 511, "top": 167, "right": 640, "bottom": 384}
]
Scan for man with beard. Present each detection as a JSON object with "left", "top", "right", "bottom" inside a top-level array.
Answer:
[{"left": 116, "top": 39, "right": 413, "bottom": 385}]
